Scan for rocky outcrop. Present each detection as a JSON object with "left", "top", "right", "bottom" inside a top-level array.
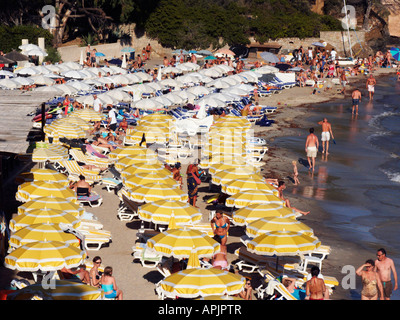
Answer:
[{"left": 381, "top": 0, "right": 400, "bottom": 37}]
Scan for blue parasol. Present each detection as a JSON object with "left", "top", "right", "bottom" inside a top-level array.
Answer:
[
  {"left": 390, "top": 47, "right": 400, "bottom": 61},
  {"left": 95, "top": 52, "right": 105, "bottom": 57},
  {"left": 204, "top": 56, "right": 217, "bottom": 60},
  {"left": 121, "top": 47, "right": 135, "bottom": 53},
  {"left": 260, "top": 52, "right": 279, "bottom": 63}
]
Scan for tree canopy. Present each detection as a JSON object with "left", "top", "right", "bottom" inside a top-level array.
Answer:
[{"left": 0, "top": 0, "right": 344, "bottom": 50}]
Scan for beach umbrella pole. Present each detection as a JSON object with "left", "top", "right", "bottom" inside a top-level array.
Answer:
[{"left": 41, "top": 102, "right": 46, "bottom": 142}]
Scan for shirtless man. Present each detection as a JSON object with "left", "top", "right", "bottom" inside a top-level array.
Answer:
[
  {"left": 305, "top": 127, "right": 319, "bottom": 171},
  {"left": 339, "top": 70, "right": 348, "bottom": 95},
  {"left": 366, "top": 74, "right": 376, "bottom": 100},
  {"left": 317, "top": 118, "right": 334, "bottom": 154},
  {"left": 351, "top": 88, "right": 362, "bottom": 115},
  {"left": 375, "top": 248, "right": 398, "bottom": 300}
]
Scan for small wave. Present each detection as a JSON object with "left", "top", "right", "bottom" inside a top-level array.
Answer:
[
  {"left": 380, "top": 168, "right": 400, "bottom": 184},
  {"left": 368, "top": 111, "right": 400, "bottom": 131}
]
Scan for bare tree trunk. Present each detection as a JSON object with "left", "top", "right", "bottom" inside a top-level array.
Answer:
[{"left": 363, "top": 0, "right": 373, "bottom": 30}]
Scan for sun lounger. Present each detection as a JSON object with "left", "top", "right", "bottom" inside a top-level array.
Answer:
[
  {"left": 59, "top": 159, "right": 102, "bottom": 184},
  {"left": 256, "top": 279, "right": 298, "bottom": 300},
  {"left": 116, "top": 188, "right": 139, "bottom": 221},
  {"left": 132, "top": 246, "right": 163, "bottom": 268},
  {"left": 69, "top": 148, "right": 110, "bottom": 170},
  {"left": 77, "top": 191, "right": 103, "bottom": 208},
  {"left": 79, "top": 228, "right": 112, "bottom": 251}
]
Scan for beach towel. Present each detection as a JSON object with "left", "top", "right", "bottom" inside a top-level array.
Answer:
[
  {"left": 86, "top": 144, "right": 108, "bottom": 158},
  {"left": 77, "top": 194, "right": 102, "bottom": 202}
]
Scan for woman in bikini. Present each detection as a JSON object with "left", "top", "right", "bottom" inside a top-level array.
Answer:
[
  {"left": 306, "top": 266, "right": 326, "bottom": 300},
  {"left": 211, "top": 210, "right": 230, "bottom": 247},
  {"left": 356, "top": 259, "right": 384, "bottom": 300}
]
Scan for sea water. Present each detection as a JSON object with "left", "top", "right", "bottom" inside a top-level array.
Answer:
[{"left": 271, "top": 74, "right": 400, "bottom": 300}]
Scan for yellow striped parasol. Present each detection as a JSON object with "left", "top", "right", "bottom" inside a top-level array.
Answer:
[
  {"left": 187, "top": 246, "right": 201, "bottom": 269},
  {"left": 7, "top": 280, "right": 104, "bottom": 300},
  {"left": 126, "top": 125, "right": 171, "bottom": 144},
  {"left": 245, "top": 216, "right": 314, "bottom": 238},
  {"left": 158, "top": 268, "right": 245, "bottom": 299},
  {"left": 69, "top": 108, "right": 103, "bottom": 122},
  {"left": 115, "top": 155, "right": 162, "bottom": 172},
  {"left": 246, "top": 230, "right": 321, "bottom": 256},
  {"left": 9, "top": 223, "right": 80, "bottom": 249},
  {"left": 120, "top": 162, "right": 170, "bottom": 179},
  {"left": 123, "top": 172, "right": 178, "bottom": 189},
  {"left": 15, "top": 169, "right": 69, "bottom": 186},
  {"left": 32, "top": 148, "right": 68, "bottom": 163},
  {"left": 15, "top": 181, "right": 77, "bottom": 203},
  {"left": 140, "top": 113, "right": 174, "bottom": 122},
  {"left": 17, "top": 196, "right": 84, "bottom": 218},
  {"left": 52, "top": 117, "right": 92, "bottom": 130},
  {"left": 225, "top": 189, "right": 284, "bottom": 208},
  {"left": 232, "top": 203, "right": 297, "bottom": 226},
  {"left": 138, "top": 199, "right": 202, "bottom": 226},
  {"left": 108, "top": 145, "right": 151, "bottom": 161},
  {"left": 9, "top": 208, "right": 81, "bottom": 232},
  {"left": 44, "top": 122, "right": 86, "bottom": 140},
  {"left": 146, "top": 228, "right": 220, "bottom": 259},
  {"left": 197, "top": 295, "right": 244, "bottom": 300},
  {"left": 211, "top": 167, "right": 262, "bottom": 186},
  {"left": 4, "top": 240, "right": 87, "bottom": 272},
  {"left": 221, "top": 175, "right": 277, "bottom": 196},
  {"left": 127, "top": 182, "right": 188, "bottom": 203},
  {"left": 208, "top": 161, "right": 247, "bottom": 176}
]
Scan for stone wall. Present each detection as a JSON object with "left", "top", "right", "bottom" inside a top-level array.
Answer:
[
  {"left": 57, "top": 29, "right": 369, "bottom": 63},
  {"left": 274, "top": 31, "right": 367, "bottom": 57}
]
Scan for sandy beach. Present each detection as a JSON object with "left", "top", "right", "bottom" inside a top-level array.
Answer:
[{"left": 0, "top": 56, "right": 396, "bottom": 301}]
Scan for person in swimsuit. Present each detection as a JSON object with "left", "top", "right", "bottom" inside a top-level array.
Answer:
[
  {"left": 89, "top": 256, "right": 102, "bottom": 288},
  {"left": 305, "top": 127, "right": 319, "bottom": 171},
  {"left": 211, "top": 210, "right": 230, "bottom": 247},
  {"left": 212, "top": 246, "right": 228, "bottom": 270},
  {"left": 186, "top": 162, "right": 201, "bottom": 207},
  {"left": 356, "top": 259, "right": 384, "bottom": 300},
  {"left": 366, "top": 74, "right": 376, "bottom": 100},
  {"left": 351, "top": 88, "right": 362, "bottom": 115},
  {"left": 74, "top": 175, "right": 92, "bottom": 197},
  {"left": 172, "top": 162, "right": 183, "bottom": 189},
  {"left": 100, "top": 266, "right": 123, "bottom": 300},
  {"left": 317, "top": 118, "right": 334, "bottom": 155},
  {"left": 375, "top": 248, "right": 398, "bottom": 300},
  {"left": 306, "top": 266, "right": 326, "bottom": 300}
]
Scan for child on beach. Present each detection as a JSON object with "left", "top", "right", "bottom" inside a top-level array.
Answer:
[{"left": 292, "top": 160, "right": 300, "bottom": 185}]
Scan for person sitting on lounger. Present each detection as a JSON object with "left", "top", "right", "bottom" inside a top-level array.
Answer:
[
  {"left": 212, "top": 245, "right": 229, "bottom": 270},
  {"left": 172, "top": 162, "right": 183, "bottom": 189},
  {"left": 93, "top": 134, "right": 117, "bottom": 151},
  {"left": 74, "top": 175, "right": 92, "bottom": 196}
]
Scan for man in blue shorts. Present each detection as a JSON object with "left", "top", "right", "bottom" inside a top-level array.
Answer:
[{"left": 351, "top": 88, "right": 362, "bottom": 115}]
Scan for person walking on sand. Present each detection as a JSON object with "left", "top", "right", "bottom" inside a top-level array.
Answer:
[
  {"left": 351, "top": 88, "right": 362, "bottom": 115},
  {"left": 339, "top": 70, "right": 348, "bottom": 95},
  {"left": 375, "top": 248, "right": 398, "bottom": 300},
  {"left": 318, "top": 118, "right": 334, "bottom": 155},
  {"left": 305, "top": 128, "right": 319, "bottom": 171},
  {"left": 356, "top": 259, "right": 384, "bottom": 300},
  {"left": 292, "top": 160, "right": 300, "bottom": 185},
  {"left": 366, "top": 74, "right": 376, "bottom": 100}
]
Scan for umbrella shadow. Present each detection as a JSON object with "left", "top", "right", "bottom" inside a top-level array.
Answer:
[{"left": 143, "top": 270, "right": 163, "bottom": 285}]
